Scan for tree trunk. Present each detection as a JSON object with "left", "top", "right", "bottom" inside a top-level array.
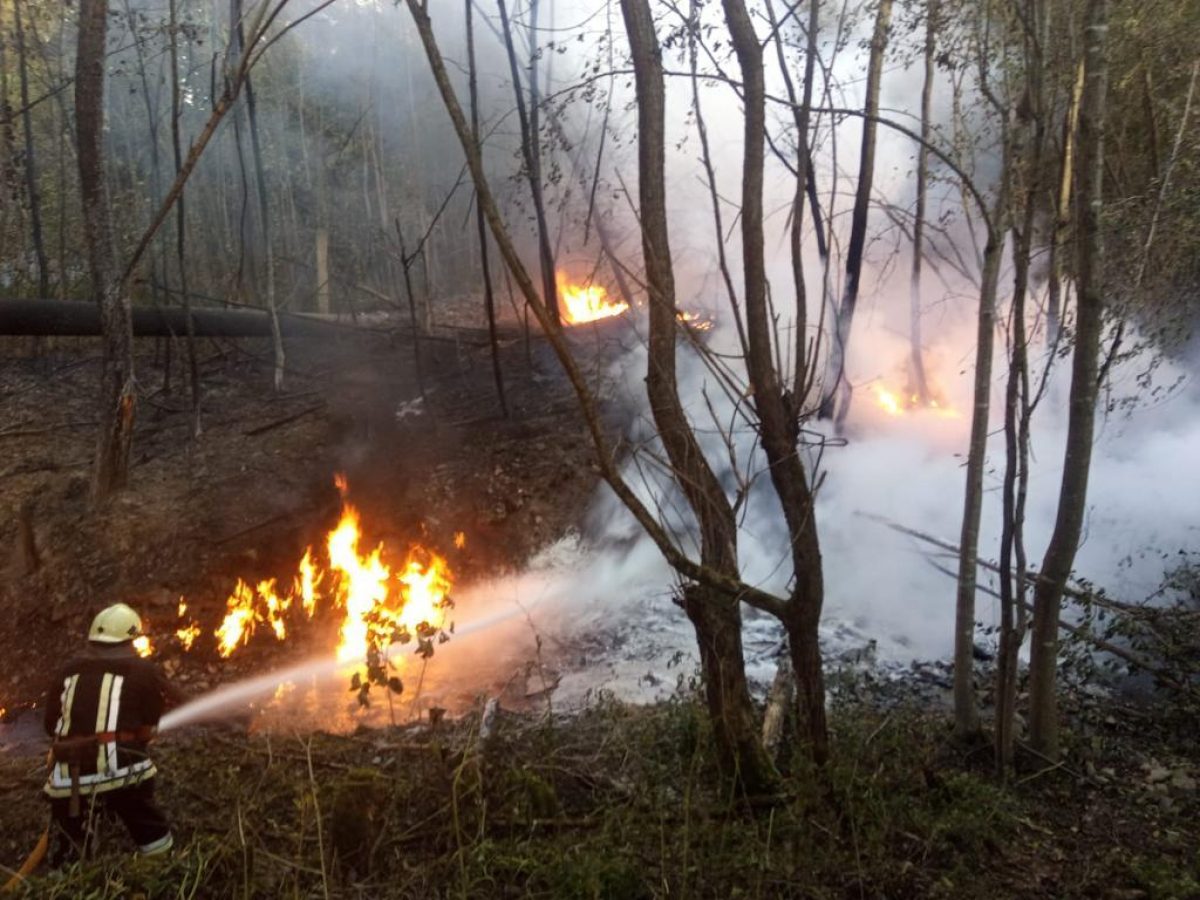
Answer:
[
  {"left": 316, "top": 229, "right": 331, "bottom": 314},
  {"left": 1029, "top": 0, "right": 1110, "bottom": 762},
  {"left": 14, "top": 0, "right": 49, "bottom": 299},
  {"left": 496, "top": 0, "right": 559, "bottom": 326},
  {"left": 0, "top": 299, "right": 357, "bottom": 338},
  {"left": 466, "top": 0, "right": 508, "bottom": 417},
  {"left": 721, "top": 0, "right": 828, "bottom": 764},
  {"left": 170, "top": 0, "right": 202, "bottom": 437},
  {"left": 234, "top": 0, "right": 285, "bottom": 391},
  {"left": 953, "top": 197, "right": 1007, "bottom": 739},
  {"left": 622, "top": 0, "right": 778, "bottom": 795},
  {"left": 77, "top": 0, "right": 135, "bottom": 501},
  {"left": 909, "top": 0, "right": 937, "bottom": 405},
  {"left": 996, "top": 0, "right": 1053, "bottom": 775},
  {"left": 1047, "top": 61, "right": 1085, "bottom": 348},
  {"left": 819, "top": 0, "right": 893, "bottom": 425}
]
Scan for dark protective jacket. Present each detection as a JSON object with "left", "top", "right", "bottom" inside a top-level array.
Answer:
[{"left": 42, "top": 645, "right": 175, "bottom": 798}]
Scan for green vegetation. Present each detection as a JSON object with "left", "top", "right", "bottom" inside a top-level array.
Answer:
[{"left": 3, "top": 684, "right": 1195, "bottom": 898}]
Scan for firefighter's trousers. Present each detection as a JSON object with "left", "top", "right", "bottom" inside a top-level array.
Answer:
[{"left": 48, "top": 778, "right": 173, "bottom": 865}]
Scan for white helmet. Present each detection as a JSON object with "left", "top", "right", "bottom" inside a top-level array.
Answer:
[{"left": 89, "top": 603, "right": 144, "bottom": 644}]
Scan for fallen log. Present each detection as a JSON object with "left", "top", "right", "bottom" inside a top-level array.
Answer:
[{"left": 0, "top": 299, "right": 374, "bottom": 339}]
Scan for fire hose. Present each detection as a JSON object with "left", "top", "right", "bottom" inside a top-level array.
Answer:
[
  {"left": 3, "top": 728, "right": 155, "bottom": 891},
  {"left": 1, "top": 751, "right": 51, "bottom": 894},
  {"left": 0, "top": 830, "right": 48, "bottom": 893}
]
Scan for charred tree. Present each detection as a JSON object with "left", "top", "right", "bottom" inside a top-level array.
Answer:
[
  {"left": 466, "top": 0, "right": 508, "bottom": 418},
  {"left": 1029, "top": 0, "right": 1110, "bottom": 762},
  {"left": 819, "top": 0, "right": 893, "bottom": 426},
  {"left": 77, "top": 0, "right": 136, "bottom": 500}
]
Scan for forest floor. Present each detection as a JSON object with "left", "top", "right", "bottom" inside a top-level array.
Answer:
[
  {"left": 1, "top": 681, "right": 1197, "bottom": 898},
  {"left": 0, "top": 319, "right": 1197, "bottom": 897},
  {"left": 0, "top": 316, "right": 607, "bottom": 708}
]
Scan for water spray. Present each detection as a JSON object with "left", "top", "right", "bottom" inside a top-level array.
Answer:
[{"left": 159, "top": 594, "right": 545, "bottom": 732}]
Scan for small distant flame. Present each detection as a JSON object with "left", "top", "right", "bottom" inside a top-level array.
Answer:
[
  {"left": 557, "top": 273, "right": 629, "bottom": 325},
  {"left": 872, "top": 384, "right": 960, "bottom": 419},
  {"left": 133, "top": 635, "right": 153, "bottom": 658},
  {"left": 454, "top": 531, "right": 466, "bottom": 550},
  {"left": 677, "top": 310, "right": 714, "bottom": 332},
  {"left": 176, "top": 599, "right": 201, "bottom": 651}
]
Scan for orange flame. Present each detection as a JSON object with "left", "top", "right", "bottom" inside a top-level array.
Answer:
[
  {"left": 176, "top": 599, "right": 201, "bottom": 652},
  {"left": 677, "top": 310, "right": 714, "bottom": 331},
  {"left": 215, "top": 580, "right": 258, "bottom": 658},
  {"left": 295, "top": 549, "right": 319, "bottom": 618},
  {"left": 557, "top": 273, "right": 628, "bottom": 324},
  {"left": 454, "top": 531, "right": 466, "bottom": 550},
  {"left": 194, "top": 476, "right": 454, "bottom": 664},
  {"left": 133, "top": 635, "right": 153, "bottom": 658},
  {"left": 872, "top": 384, "right": 960, "bottom": 419}
]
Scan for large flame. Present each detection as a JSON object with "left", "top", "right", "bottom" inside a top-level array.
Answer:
[
  {"left": 557, "top": 273, "right": 629, "bottom": 324},
  {"left": 186, "top": 478, "right": 454, "bottom": 665}
]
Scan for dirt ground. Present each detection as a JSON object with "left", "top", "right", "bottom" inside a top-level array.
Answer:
[{"left": 0, "top": 314, "right": 611, "bottom": 713}]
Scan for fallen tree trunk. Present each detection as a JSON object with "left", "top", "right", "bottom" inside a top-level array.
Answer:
[{"left": 0, "top": 299, "right": 371, "bottom": 338}]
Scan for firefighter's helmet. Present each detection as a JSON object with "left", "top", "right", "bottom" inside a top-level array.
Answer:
[{"left": 88, "top": 603, "right": 144, "bottom": 644}]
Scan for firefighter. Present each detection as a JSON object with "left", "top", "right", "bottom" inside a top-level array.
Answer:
[{"left": 41, "top": 603, "right": 183, "bottom": 864}]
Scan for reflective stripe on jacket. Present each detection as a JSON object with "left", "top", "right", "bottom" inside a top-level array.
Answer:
[{"left": 42, "top": 651, "right": 170, "bottom": 798}]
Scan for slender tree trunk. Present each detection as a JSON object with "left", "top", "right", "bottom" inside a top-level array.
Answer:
[
  {"left": 496, "top": 0, "right": 559, "bottom": 326},
  {"left": 721, "top": 0, "right": 828, "bottom": 764},
  {"left": 909, "top": 0, "right": 937, "bottom": 405},
  {"left": 622, "top": 0, "right": 778, "bottom": 795},
  {"left": 14, "top": 0, "right": 49, "bottom": 299},
  {"left": 763, "top": 0, "right": 818, "bottom": 393},
  {"left": 316, "top": 228, "right": 331, "bottom": 313},
  {"left": 122, "top": 0, "right": 167, "bottom": 324},
  {"left": 997, "top": 214, "right": 1034, "bottom": 772},
  {"left": 820, "top": 0, "right": 893, "bottom": 426},
  {"left": 953, "top": 193, "right": 1007, "bottom": 739},
  {"left": 466, "top": 0, "right": 508, "bottom": 417},
  {"left": 996, "top": 0, "right": 1054, "bottom": 775},
  {"left": 1047, "top": 61, "right": 1085, "bottom": 347},
  {"left": 233, "top": 0, "right": 284, "bottom": 391},
  {"left": 0, "top": 15, "right": 15, "bottom": 272},
  {"left": 1029, "top": 0, "right": 1110, "bottom": 762},
  {"left": 395, "top": 220, "right": 426, "bottom": 401},
  {"left": 170, "top": 0, "right": 202, "bottom": 436},
  {"left": 78, "top": 0, "right": 135, "bottom": 501}
]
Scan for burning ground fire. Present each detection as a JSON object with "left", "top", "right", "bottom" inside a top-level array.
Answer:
[
  {"left": 169, "top": 476, "right": 454, "bottom": 667},
  {"left": 556, "top": 271, "right": 713, "bottom": 330},
  {"left": 872, "top": 383, "right": 961, "bottom": 419},
  {"left": 557, "top": 273, "right": 629, "bottom": 325}
]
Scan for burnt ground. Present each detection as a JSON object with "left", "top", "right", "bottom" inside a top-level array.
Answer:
[{"left": 0, "top": 312, "right": 613, "bottom": 710}]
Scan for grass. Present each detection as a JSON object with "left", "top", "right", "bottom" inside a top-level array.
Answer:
[{"left": 1, "top": 688, "right": 1196, "bottom": 898}]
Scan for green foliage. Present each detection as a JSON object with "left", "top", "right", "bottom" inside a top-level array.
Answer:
[{"left": 3, "top": 690, "right": 1194, "bottom": 898}]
